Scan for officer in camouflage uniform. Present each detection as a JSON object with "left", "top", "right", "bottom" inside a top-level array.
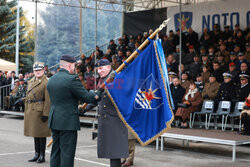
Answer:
[
  {"left": 24, "top": 62, "right": 51, "bottom": 163},
  {"left": 47, "top": 55, "right": 101, "bottom": 167}
]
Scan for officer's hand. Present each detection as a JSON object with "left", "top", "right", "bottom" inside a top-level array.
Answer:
[
  {"left": 41, "top": 116, "right": 48, "bottom": 122},
  {"left": 107, "top": 71, "right": 116, "bottom": 83},
  {"left": 95, "top": 91, "right": 102, "bottom": 101}
]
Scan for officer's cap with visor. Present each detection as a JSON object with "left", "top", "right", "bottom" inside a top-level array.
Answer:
[
  {"left": 60, "top": 54, "right": 76, "bottom": 63},
  {"left": 95, "top": 59, "right": 110, "bottom": 68},
  {"left": 168, "top": 72, "right": 177, "bottom": 78},
  {"left": 33, "top": 61, "right": 44, "bottom": 71},
  {"left": 239, "top": 74, "right": 249, "bottom": 80},
  {"left": 222, "top": 72, "right": 232, "bottom": 79}
]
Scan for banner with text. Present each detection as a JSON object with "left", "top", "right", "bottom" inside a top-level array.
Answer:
[{"left": 167, "top": 0, "right": 250, "bottom": 33}]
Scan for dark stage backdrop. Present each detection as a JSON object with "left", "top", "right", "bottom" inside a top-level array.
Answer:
[{"left": 123, "top": 8, "right": 167, "bottom": 37}]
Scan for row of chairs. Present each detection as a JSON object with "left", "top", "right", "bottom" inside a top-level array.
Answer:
[{"left": 189, "top": 100, "right": 244, "bottom": 131}]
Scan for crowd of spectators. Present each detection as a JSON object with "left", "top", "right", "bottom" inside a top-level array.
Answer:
[
  {"left": 74, "top": 23, "right": 250, "bottom": 128},
  {"left": 1, "top": 23, "right": 250, "bottom": 129}
]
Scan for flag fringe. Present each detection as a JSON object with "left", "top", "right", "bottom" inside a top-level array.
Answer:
[{"left": 105, "top": 41, "right": 174, "bottom": 146}]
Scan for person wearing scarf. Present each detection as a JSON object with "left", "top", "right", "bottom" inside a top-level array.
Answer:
[{"left": 175, "top": 81, "right": 203, "bottom": 128}]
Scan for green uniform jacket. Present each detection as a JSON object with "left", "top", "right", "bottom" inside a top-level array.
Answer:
[{"left": 47, "top": 68, "right": 98, "bottom": 131}]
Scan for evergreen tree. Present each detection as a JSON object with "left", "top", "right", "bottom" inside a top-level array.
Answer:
[{"left": 0, "top": 0, "right": 34, "bottom": 73}]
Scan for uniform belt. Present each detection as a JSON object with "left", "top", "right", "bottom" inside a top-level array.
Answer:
[{"left": 27, "top": 99, "right": 45, "bottom": 103}]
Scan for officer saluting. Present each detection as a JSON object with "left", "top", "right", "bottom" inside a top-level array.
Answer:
[
  {"left": 47, "top": 55, "right": 100, "bottom": 167},
  {"left": 95, "top": 59, "right": 129, "bottom": 167},
  {"left": 24, "top": 62, "right": 51, "bottom": 163}
]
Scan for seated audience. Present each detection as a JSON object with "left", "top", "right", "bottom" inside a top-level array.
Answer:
[
  {"left": 195, "top": 74, "right": 204, "bottom": 92},
  {"left": 202, "top": 74, "right": 220, "bottom": 100},
  {"left": 180, "top": 71, "right": 190, "bottom": 90},
  {"left": 170, "top": 77, "right": 186, "bottom": 114},
  {"left": 234, "top": 74, "right": 250, "bottom": 102},
  {"left": 240, "top": 94, "right": 250, "bottom": 135},
  {"left": 175, "top": 81, "right": 202, "bottom": 128},
  {"left": 201, "top": 65, "right": 210, "bottom": 84},
  {"left": 215, "top": 72, "right": 235, "bottom": 102}
]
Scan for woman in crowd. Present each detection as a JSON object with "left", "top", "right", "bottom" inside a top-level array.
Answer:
[{"left": 175, "top": 81, "right": 202, "bottom": 128}]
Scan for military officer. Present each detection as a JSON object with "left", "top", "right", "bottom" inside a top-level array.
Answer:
[
  {"left": 24, "top": 62, "right": 51, "bottom": 163},
  {"left": 47, "top": 55, "right": 100, "bottom": 167},
  {"left": 234, "top": 74, "right": 250, "bottom": 101},
  {"left": 95, "top": 59, "right": 129, "bottom": 167},
  {"left": 202, "top": 74, "right": 220, "bottom": 100},
  {"left": 215, "top": 73, "right": 236, "bottom": 109},
  {"left": 168, "top": 71, "right": 177, "bottom": 85}
]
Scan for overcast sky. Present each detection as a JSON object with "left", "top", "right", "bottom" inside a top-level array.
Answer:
[{"left": 19, "top": 1, "right": 46, "bottom": 24}]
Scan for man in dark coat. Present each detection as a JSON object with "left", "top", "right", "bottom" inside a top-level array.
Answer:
[
  {"left": 234, "top": 74, "right": 250, "bottom": 101},
  {"left": 47, "top": 55, "right": 101, "bottom": 167},
  {"left": 212, "top": 62, "right": 223, "bottom": 83},
  {"left": 186, "top": 28, "right": 199, "bottom": 50},
  {"left": 170, "top": 77, "right": 186, "bottom": 114},
  {"left": 95, "top": 59, "right": 129, "bottom": 167},
  {"left": 108, "top": 39, "right": 117, "bottom": 55},
  {"left": 0, "top": 70, "right": 6, "bottom": 86},
  {"left": 189, "top": 55, "right": 202, "bottom": 80},
  {"left": 215, "top": 72, "right": 236, "bottom": 101}
]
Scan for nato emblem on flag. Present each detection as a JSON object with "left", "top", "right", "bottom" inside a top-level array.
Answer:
[
  {"left": 134, "top": 74, "right": 163, "bottom": 110},
  {"left": 174, "top": 12, "right": 193, "bottom": 32},
  {"left": 105, "top": 39, "right": 174, "bottom": 146}
]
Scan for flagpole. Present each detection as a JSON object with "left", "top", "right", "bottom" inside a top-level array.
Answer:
[
  {"left": 47, "top": 18, "right": 171, "bottom": 147},
  {"left": 179, "top": 0, "right": 182, "bottom": 80}
]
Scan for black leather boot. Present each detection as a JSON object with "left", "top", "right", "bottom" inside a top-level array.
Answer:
[
  {"left": 28, "top": 138, "right": 40, "bottom": 162},
  {"left": 37, "top": 138, "right": 46, "bottom": 163}
]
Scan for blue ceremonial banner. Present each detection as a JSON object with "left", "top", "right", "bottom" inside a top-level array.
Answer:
[{"left": 105, "top": 39, "right": 174, "bottom": 146}]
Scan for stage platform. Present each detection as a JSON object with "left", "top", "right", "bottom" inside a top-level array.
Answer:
[{"left": 156, "top": 128, "right": 250, "bottom": 162}]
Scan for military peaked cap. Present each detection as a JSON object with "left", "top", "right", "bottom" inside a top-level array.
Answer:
[
  {"left": 95, "top": 59, "right": 110, "bottom": 67},
  {"left": 33, "top": 61, "right": 44, "bottom": 71},
  {"left": 60, "top": 54, "right": 76, "bottom": 63}
]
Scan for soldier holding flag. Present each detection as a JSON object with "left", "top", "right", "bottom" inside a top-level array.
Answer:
[{"left": 95, "top": 59, "right": 129, "bottom": 167}]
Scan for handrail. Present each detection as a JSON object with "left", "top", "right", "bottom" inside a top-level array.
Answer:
[
  {"left": 0, "top": 84, "right": 11, "bottom": 89},
  {"left": 0, "top": 84, "right": 12, "bottom": 110}
]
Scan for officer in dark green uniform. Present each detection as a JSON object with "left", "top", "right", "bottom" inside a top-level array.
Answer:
[{"left": 47, "top": 54, "right": 101, "bottom": 167}]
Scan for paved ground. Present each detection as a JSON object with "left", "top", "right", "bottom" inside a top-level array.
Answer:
[{"left": 0, "top": 115, "right": 250, "bottom": 167}]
